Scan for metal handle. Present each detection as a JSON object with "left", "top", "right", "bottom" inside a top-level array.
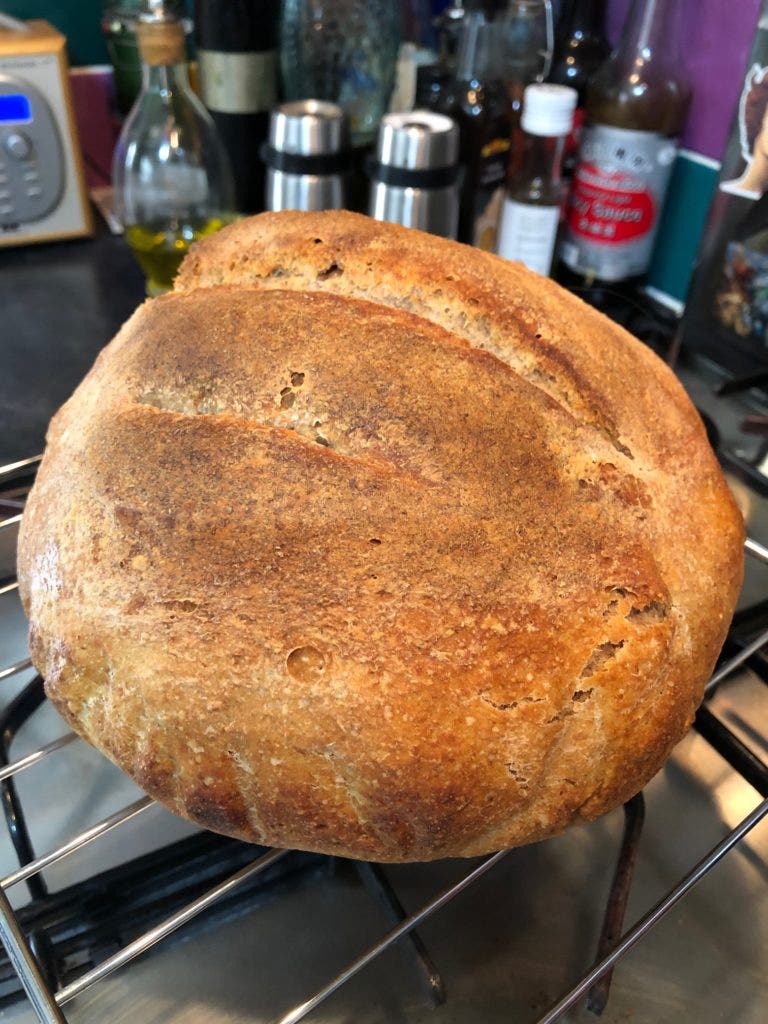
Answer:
[{"left": 540, "top": 0, "right": 554, "bottom": 81}]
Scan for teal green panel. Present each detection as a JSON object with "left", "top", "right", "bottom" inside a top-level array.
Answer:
[
  {"left": 647, "top": 153, "right": 719, "bottom": 304},
  {"left": 2, "top": 1, "right": 109, "bottom": 67}
]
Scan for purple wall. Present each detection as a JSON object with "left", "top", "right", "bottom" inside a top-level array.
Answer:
[{"left": 607, "top": 0, "right": 762, "bottom": 160}]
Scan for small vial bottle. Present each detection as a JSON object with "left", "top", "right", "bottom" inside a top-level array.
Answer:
[{"left": 496, "top": 83, "right": 576, "bottom": 276}]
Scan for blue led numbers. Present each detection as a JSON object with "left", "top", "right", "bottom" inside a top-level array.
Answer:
[{"left": 0, "top": 95, "right": 32, "bottom": 124}]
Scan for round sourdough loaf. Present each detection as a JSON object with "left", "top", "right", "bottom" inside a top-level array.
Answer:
[{"left": 18, "top": 211, "right": 743, "bottom": 861}]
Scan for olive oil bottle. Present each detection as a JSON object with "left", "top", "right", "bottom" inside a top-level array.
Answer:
[
  {"left": 123, "top": 218, "right": 230, "bottom": 295},
  {"left": 113, "top": 0, "right": 234, "bottom": 295}
]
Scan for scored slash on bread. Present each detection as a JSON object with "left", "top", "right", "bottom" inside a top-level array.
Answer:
[{"left": 18, "top": 212, "right": 743, "bottom": 861}]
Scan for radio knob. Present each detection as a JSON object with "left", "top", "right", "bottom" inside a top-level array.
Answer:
[{"left": 4, "top": 132, "right": 32, "bottom": 160}]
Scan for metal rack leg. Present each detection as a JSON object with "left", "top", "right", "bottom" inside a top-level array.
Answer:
[
  {"left": 0, "top": 676, "right": 49, "bottom": 901},
  {"left": 0, "top": 886, "right": 67, "bottom": 1023},
  {"left": 587, "top": 793, "right": 646, "bottom": 1015},
  {"left": 355, "top": 861, "right": 446, "bottom": 1007}
]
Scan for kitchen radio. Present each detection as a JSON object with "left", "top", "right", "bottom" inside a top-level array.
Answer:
[{"left": 0, "top": 18, "right": 92, "bottom": 247}]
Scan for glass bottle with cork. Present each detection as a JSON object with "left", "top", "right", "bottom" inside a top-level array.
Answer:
[
  {"left": 496, "top": 82, "right": 577, "bottom": 275},
  {"left": 547, "top": 0, "right": 610, "bottom": 179},
  {"left": 112, "top": 0, "right": 235, "bottom": 295},
  {"left": 556, "top": 0, "right": 691, "bottom": 300}
]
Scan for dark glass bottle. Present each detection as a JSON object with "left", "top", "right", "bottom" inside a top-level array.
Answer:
[
  {"left": 195, "top": 0, "right": 279, "bottom": 214},
  {"left": 557, "top": 0, "right": 691, "bottom": 297},
  {"left": 415, "top": 64, "right": 454, "bottom": 110},
  {"left": 414, "top": 0, "right": 466, "bottom": 113},
  {"left": 547, "top": 0, "right": 609, "bottom": 177},
  {"left": 437, "top": 0, "right": 514, "bottom": 249},
  {"left": 549, "top": 0, "right": 609, "bottom": 101}
]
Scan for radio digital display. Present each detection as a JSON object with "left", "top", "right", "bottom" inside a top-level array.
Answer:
[{"left": 0, "top": 94, "right": 32, "bottom": 124}]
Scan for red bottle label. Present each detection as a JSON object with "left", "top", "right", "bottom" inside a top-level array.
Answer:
[
  {"left": 560, "top": 125, "right": 678, "bottom": 282},
  {"left": 567, "top": 162, "right": 656, "bottom": 243}
]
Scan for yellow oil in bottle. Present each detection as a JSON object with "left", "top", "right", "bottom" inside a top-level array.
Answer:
[{"left": 125, "top": 218, "right": 230, "bottom": 295}]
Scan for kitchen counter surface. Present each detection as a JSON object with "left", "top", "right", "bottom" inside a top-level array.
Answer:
[{"left": 0, "top": 226, "right": 145, "bottom": 465}]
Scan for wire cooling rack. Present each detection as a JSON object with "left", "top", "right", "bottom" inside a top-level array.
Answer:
[{"left": 0, "top": 454, "right": 766, "bottom": 1024}]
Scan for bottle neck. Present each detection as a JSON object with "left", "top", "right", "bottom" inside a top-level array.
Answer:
[
  {"left": 564, "top": 0, "right": 608, "bottom": 36},
  {"left": 614, "top": 0, "right": 682, "bottom": 68},
  {"left": 456, "top": 9, "right": 499, "bottom": 81},
  {"left": 137, "top": 18, "right": 188, "bottom": 92},
  {"left": 142, "top": 59, "right": 191, "bottom": 95}
]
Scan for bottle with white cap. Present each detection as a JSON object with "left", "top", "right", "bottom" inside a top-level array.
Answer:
[{"left": 496, "top": 83, "right": 577, "bottom": 276}]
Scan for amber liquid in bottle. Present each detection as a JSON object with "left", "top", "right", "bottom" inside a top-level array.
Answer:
[{"left": 498, "top": 130, "right": 567, "bottom": 275}]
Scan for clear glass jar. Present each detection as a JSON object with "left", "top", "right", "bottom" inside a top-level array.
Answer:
[{"left": 279, "top": 0, "right": 400, "bottom": 147}]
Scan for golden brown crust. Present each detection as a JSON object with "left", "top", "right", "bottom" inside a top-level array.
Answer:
[{"left": 18, "top": 212, "right": 744, "bottom": 861}]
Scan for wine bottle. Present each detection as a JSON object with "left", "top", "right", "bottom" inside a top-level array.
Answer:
[{"left": 195, "top": 0, "right": 279, "bottom": 213}]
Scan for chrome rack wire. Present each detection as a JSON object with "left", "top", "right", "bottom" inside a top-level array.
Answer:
[
  {"left": 0, "top": 461, "right": 766, "bottom": 1024},
  {"left": 0, "top": 456, "right": 42, "bottom": 483},
  {"left": 534, "top": 795, "right": 768, "bottom": 1024}
]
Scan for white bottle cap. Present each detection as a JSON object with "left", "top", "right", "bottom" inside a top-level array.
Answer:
[{"left": 521, "top": 84, "right": 578, "bottom": 137}]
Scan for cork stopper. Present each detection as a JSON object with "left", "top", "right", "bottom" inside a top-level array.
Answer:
[{"left": 136, "top": 20, "right": 185, "bottom": 67}]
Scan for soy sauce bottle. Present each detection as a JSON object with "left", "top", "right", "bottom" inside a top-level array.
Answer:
[{"left": 557, "top": 0, "right": 690, "bottom": 298}]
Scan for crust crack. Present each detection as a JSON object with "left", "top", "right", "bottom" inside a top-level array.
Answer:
[
  {"left": 133, "top": 397, "right": 433, "bottom": 486},
  {"left": 479, "top": 693, "right": 545, "bottom": 712},
  {"left": 166, "top": 277, "right": 634, "bottom": 462},
  {"left": 579, "top": 640, "right": 625, "bottom": 679}
]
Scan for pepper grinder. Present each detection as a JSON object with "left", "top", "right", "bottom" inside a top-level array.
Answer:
[
  {"left": 262, "top": 99, "right": 350, "bottom": 212},
  {"left": 367, "top": 110, "right": 461, "bottom": 238}
]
